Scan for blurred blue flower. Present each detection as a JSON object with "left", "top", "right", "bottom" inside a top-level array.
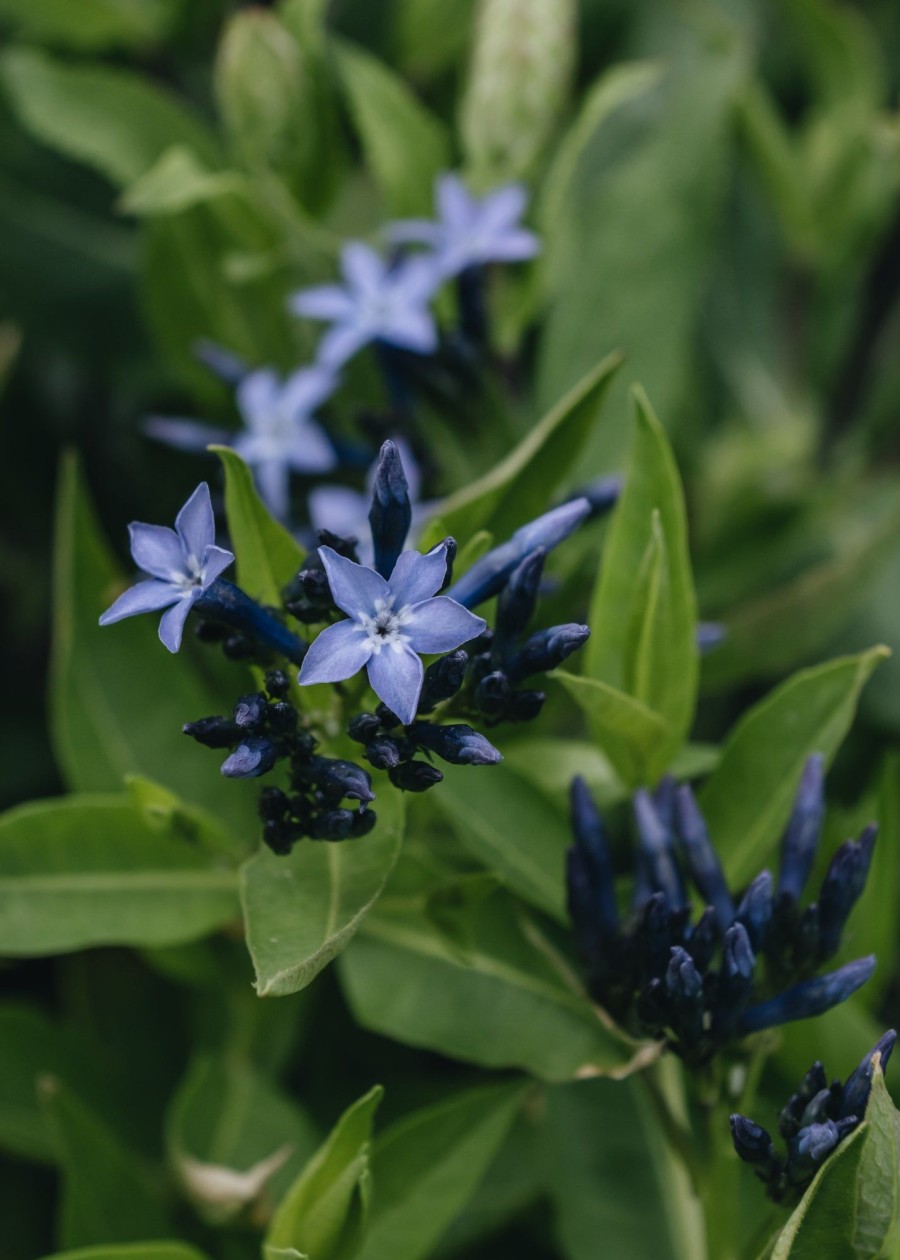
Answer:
[
  {"left": 298, "top": 543, "right": 485, "bottom": 725},
  {"left": 289, "top": 242, "right": 440, "bottom": 369},
  {"left": 99, "top": 483, "right": 234, "bottom": 652},
  {"left": 146, "top": 365, "right": 338, "bottom": 520},
  {"left": 388, "top": 174, "right": 540, "bottom": 278}
]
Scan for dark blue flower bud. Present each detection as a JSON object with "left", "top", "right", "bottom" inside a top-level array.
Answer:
[
  {"left": 369, "top": 440, "right": 412, "bottom": 578},
  {"left": 652, "top": 776, "right": 678, "bottom": 833},
  {"left": 798, "top": 1087, "right": 839, "bottom": 1128},
  {"left": 438, "top": 537, "right": 457, "bottom": 592},
  {"left": 675, "top": 785, "right": 734, "bottom": 932},
  {"left": 258, "top": 787, "right": 289, "bottom": 821},
  {"left": 506, "top": 689, "right": 545, "bottom": 722},
  {"left": 262, "top": 819, "right": 297, "bottom": 855},
  {"left": 840, "top": 1029, "right": 897, "bottom": 1121},
  {"left": 412, "top": 723, "right": 502, "bottom": 766},
  {"left": 310, "top": 808, "right": 355, "bottom": 841},
  {"left": 633, "top": 790, "right": 687, "bottom": 911},
  {"left": 364, "top": 736, "right": 402, "bottom": 770},
  {"left": 685, "top": 906, "right": 718, "bottom": 972},
  {"left": 575, "top": 474, "right": 621, "bottom": 520},
  {"left": 494, "top": 549, "right": 545, "bottom": 648},
  {"left": 696, "top": 622, "right": 726, "bottom": 654},
  {"left": 474, "top": 670, "right": 511, "bottom": 718},
  {"left": 739, "top": 955, "right": 876, "bottom": 1035},
  {"left": 636, "top": 977, "right": 668, "bottom": 1028},
  {"left": 268, "top": 701, "right": 298, "bottom": 734},
  {"left": 221, "top": 736, "right": 280, "bottom": 778},
  {"left": 389, "top": 760, "right": 443, "bottom": 792},
  {"left": 778, "top": 754, "right": 825, "bottom": 900},
  {"left": 780, "top": 1063, "right": 828, "bottom": 1139},
  {"left": 351, "top": 807, "right": 377, "bottom": 838},
  {"left": 234, "top": 692, "right": 268, "bottom": 729},
  {"left": 817, "top": 824, "right": 877, "bottom": 959},
  {"left": 567, "top": 777, "right": 619, "bottom": 951},
  {"left": 665, "top": 946, "right": 705, "bottom": 1045},
  {"left": 787, "top": 1121, "right": 845, "bottom": 1181},
  {"left": 295, "top": 756, "right": 375, "bottom": 803},
  {"left": 419, "top": 650, "right": 469, "bottom": 712},
  {"left": 195, "top": 579, "right": 308, "bottom": 664},
  {"left": 638, "top": 891, "right": 676, "bottom": 981},
  {"left": 735, "top": 870, "right": 773, "bottom": 952},
  {"left": 183, "top": 715, "right": 241, "bottom": 748},
  {"left": 507, "top": 623, "right": 591, "bottom": 682},
  {"left": 348, "top": 713, "right": 383, "bottom": 743},
  {"left": 264, "top": 669, "right": 291, "bottom": 698},
  {"left": 713, "top": 924, "right": 755, "bottom": 1040},
  {"left": 730, "top": 1115, "right": 775, "bottom": 1165}
]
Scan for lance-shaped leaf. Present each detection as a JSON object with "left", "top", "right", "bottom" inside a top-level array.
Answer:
[
  {"left": 585, "top": 388, "right": 697, "bottom": 771},
  {"left": 551, "top": 671, "right": 671, "bottom": 790},
  {"left": 0, "top": 795, "right": 239, "bottom": 956},
  {"left": 241, "top": 791, "right": 404, "bottom": 996},
  {"left": 213, "top": 447, "right": 305, "bottom": 606},
  {"left": 265, "top": 1086, "right": 382, "bottom": 1260},
  {"left": 699, "top": 646, "right": 888, "bottom": 885}
]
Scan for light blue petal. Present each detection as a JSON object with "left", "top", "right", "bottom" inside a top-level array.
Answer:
[
  {"left": 317, "top": 323, "right": 370, "bottom": 369},
  {"left": 175, "top": 483, "right": 216, "bottom": 568},
  {"left": 200, "top": 544, "right": 235, "bottom": 587},
  {"left": 342, "top": 241, "right": 386, "bottom": 293},
  {"left": 128, "top": 522, "right": 185, "bottom": 581},
  {"left": 298, "top": 618, "right": 373, "bottom": 685},
  {"left": 513, "top": 499, "right": 590, "bottom": 553},
  {"left": 479, "top": 228, "right": 540, "bottom": 263},
  {"left": 158, "top": 595, "right": 195, "bottom": 652},
  {"left": 99, "top": 578, "right": 179, "bottom": 625},
  {"left": 280, "top": 364, "right": 338, "bottom": 418},
  {"left": 385, "top": 220, "right": 443, "bottom": 247},
  {"left": 319, "top": 546, "right": 390, "bottom": 619},
  {"left": 284, "top": 421, "right": 337, "bottom": 474},
  {"left": 479, "top": 183, "right": 528, "bottom": 233},
  {"left": 389, "top": 546, "right": 447, "bottom": 607},
  {"left": 366, "top": 643, "right": 423, "bottom": 726},
  {"left": 404, "top": 597, "right": 486, "bottom": 654},
  {"left": 393, "top": 254, "right": 442, "bottom": 304},
  {"left": 308, "top": 486, "right": 369, "bottom": 541},
  {"left": 436, "top": 173, "right": 474, "bottom": 231},
  {"left": 253, "top": 459, "right": 290, "bottom": 519},
  {"left": 144, "top": 415, "right": 231, "bottom": 452},
  {"left": 237, "top": 368, "right": 281, "bottom": 431},
  {"left": 289, "top": 285, "right": 355, "bottom": 322},
  {"left": 384, "top": 308, "right": 438, "bottom": 355}
]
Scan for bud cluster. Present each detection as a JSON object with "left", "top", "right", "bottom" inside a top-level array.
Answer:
[
  {"left": 731, "top": 1032, "right": 896, "bottom": 1201},
  {"left": 566, "top": 758, "right": 878, "bottom": 1065},
  {"left": 184, "top": 668, "right": 376, "bottom": 852}
]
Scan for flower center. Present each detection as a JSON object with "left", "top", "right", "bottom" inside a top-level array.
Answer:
[{"left": 360, "top": 597, "right": 412, "bottom": 652}]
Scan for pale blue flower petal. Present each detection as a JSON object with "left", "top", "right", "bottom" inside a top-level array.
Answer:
[
  {"left": 342, "top": 241, "right": 386, "bottom": 293},
  {"left": 436, "top": 174, "right": 473, "bottom": 231},
  {"left": 99, "top": 578, "right": 179, "bottom": 625},
  {"left": 283, "top": 422, "right": 337, "bottom": 474},
  {"left": 253, "top": 459, "right": 290, "bottom": 519},
  {"left": 175, "top": 483, "right": 215, "bottom": 567},
  {"left": 367, "top": 643, "right": 423, "bottom": 726},
  {"left": 158, "top": 594, "right": 195, "bottom": 653},
  {"left": 144, "top": 415, "right": 231, "bottom": 452},
  {"left": 280, "top": 364, "right": 337, "bottom": 418},
  {"left": 237, "top": 369, "right": 281, "bottom": 431},
  {"left": 386, "top": 220, "right": 443, "bottom": 247},
  {"left": 389, "top": 546, "right": 448, "bottom": 606},
  {"left": 318, "top": 323, "right": 370, "bottom": 369},
  {"left": 394, "top": 255, "right": 442, "bottom": 304},
  {"left": 385, "top": 307, "right": 439, "bottom": 354},
  {"left": 290, "top": 285, "right": 355, "bottom": 321},
  {"left": 480, "top": 183, "right": 528, "bottom": 233},
  {"left": 308, "top": 486, "right": 370, "bottom": 541},
  {"left": 201, "top": 543, "right": 235, "bottom": 585},
  {"left": 319, "top": 546, "right": 390, "bottom": 618},
  {"left": 128, "top": 523, "right": 185, "bottom": 581},
  {"left": 481, "top": 228, "right": 540, "bottom": 262},
  {"left": 298, "top": 618, "right": 373, "bottom": 684},
  {"left": 405, "top": 597, "right": 486, "bottom": 654}
]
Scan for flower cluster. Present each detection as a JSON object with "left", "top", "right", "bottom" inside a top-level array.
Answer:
[
  {"left": 566, "top": 757, "right": 878, "bottom": 1065},
  {"left": 147, "top": 174, "right": 539, "bottom": 522},
  {"left": 731, "top": 1031, "right": 896, "bottom": 1200}
]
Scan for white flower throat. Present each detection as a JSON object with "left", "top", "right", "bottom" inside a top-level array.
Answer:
[{"left": 359, "top": 596, "right": 413, "bottom": 653}]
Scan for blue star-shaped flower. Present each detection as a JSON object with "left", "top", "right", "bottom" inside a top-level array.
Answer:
[
  {"left": 288, "top": 242, "right": 440, "bottom": 370},
  {"left": 146, "top": 364, "right": 338, "bottom": 520},
  {"left": 388, "top": 174, "right": 540, "bottom": 279},
  {"left": 99, "top": 483, "right": 234, "bottom": 652},
  {"left": 298, "top": 544, "right": 485, "bottom": 725}
]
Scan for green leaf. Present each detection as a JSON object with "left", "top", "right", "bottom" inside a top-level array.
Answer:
[
  {"left": 0, "top": 795, "right": 239, "bottom": 956},
  {"left": 213, "top": 446, "right": 305, "bottom": 606},
  {"left": 433, "top": 763, "right": 569, "bottom": 918},
  {"left": 242, "top": 791, "right": 404, "bottom": 996},
  {"left": 770, "top": 1060, "right": 900, "bottom": 1258},
  {"left": 585, "top": 388, "right": 697, "bottom": 771},
  {"left": 355, "top": 1082, "right": 525, "bottom": 1260},
  {"left": 0, "top": 47, "right": 219, "bottom": 188},
  {"left": 120, "top": 148, "right": 249, "bottom": 218},
  {"left": 166, "top": 1056, "right": 319, "bottom": 1225},
  {"left": 36, "top": 1247, "right": 209, "bottom": 1260},
  {"left": 332, "top": 38, "right": 450, "bottom": 216},
  {"left": 544, "top": 1074, "right": 705, "bottom": 1260},
  {"left": 701, "top": 502, "right": 900, "bottom": 689},
  {"left": 50, "top": 453, "right": 260, "bottom": 838},
  {"left": 39, "top": 1077, "right": 169, "bottom": 1249},
  {"left": 265, "top": 1086, "right": 382, "bottom": 1259},
  {"left": 536, "top": 36, "right": 744, "bottom": 469},
  {"left": 550, "top": 670, "right": 671, "bottom": 788},
  {"left": 436, "top": 352, "right": 622, "bottom": 546},
  {"left": 699, "top": 646, "right": 889, "bottom": 885},
  {"left": 340, "top": 885, "right": 653, "bottom": 1082}
]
